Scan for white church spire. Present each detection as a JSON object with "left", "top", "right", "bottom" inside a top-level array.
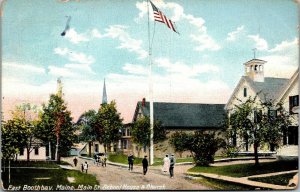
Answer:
[{"left": 102, "top": 79, "right": 107, "bottom": 104}]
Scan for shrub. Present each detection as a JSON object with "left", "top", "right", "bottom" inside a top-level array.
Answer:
[
  {"left": 190, "top": 131, "right": 225, "bottom": 166},
  {"left": 222, "top": 145, "right": 240, "bottom": 158}
]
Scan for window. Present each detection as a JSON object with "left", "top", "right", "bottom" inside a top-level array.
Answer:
[
  {"left": 122, "top": 129, "right": 126, "bottom": 136},
  {"left": 95, "top": 144, "right": 99, "bottom": 153},
  {"left": 20, "top": 148, "right": 24, "bottom": 156},
  {"left": 289, "top": 95, "right": 299, "bottom": 114},
  {"left": 127, "top": 128, "right": 131, "bottom": 136},
  {"left": 34, "top": 147, "right": 39, "bottom": 155},
  {"left": 123, "top": 140, "right": 127, "bottom": 149},
  {"left": 268, "top": 109, "right": 277, "bottom": 119},
  {"left": 243, "top": 88, "right": 247, "bottom": 97}
]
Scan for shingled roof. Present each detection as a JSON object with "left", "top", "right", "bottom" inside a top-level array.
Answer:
[
  {"left": 133, "top": 102, "right": 226, "bottom": 129},
  {"left": 243, "top": 76, "right": 289, "bottom": 101}
]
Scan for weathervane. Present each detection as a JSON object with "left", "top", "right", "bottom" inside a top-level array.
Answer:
[{"left": 252, "top": 48, "right": 257, "bottom": 59}]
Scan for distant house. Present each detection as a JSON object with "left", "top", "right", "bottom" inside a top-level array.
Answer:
[
  {"left": 225, "top": 58, "right": 298, "bottom": 155},
  {"left": 117, "top": 123, "right": 133, "bottom": 154},
  {"left": 131, "top": 99, "right": 226, "bottom": 158},
  {"left": 16, "top": 139, "right": 47, "bottom": 161}
]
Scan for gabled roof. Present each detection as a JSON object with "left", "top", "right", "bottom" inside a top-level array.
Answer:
[
  {"left": 276, "top": 68, "right": 299, "bottom": 103},
  {"left": 225, "top": 76, "right": 289, "bottom": 110},
  {"left": 133, "top": 101, "right": 226, "bottom": 129},
  {"left": 245, "top": 76, "right": 289, "bottom": 101}
]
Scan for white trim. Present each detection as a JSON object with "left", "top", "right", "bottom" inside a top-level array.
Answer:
[{"left": 275, "top": 69, "right": 299, "bottom": 103}]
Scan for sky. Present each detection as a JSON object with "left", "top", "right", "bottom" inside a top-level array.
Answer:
[{"left": 1, "top": 0, "right": 299, "bottom": 123}]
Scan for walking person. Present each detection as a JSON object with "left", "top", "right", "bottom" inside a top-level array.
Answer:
[
  {"left": 81, "top": 163, "right": 84, "bottom": 172},
  {"left": 101, "top": 154, "right": 107, "bottom": 167},
  {"left": 128, "top": 153, "right": 134, "bottom": 171},
  {"left": 162, "top": 154, "right": 170, "bottom": 174},
  {"left": 142, "top": 155, "right": 148, "bottom": 175},
  {"left": 93, "top": 154, "right": 97, "bottom": 164},
  {"left": 83, "top": 161, "right": 89, "bottom": 173},
  {"left": 73, "top": 157, "right": 78, "bottom": 167},
  {"left": 169, "top": 154, "right": 175, "bottom": 178},
  {"left": 103, "top": 153, "right": 107, "bottom": 167}
]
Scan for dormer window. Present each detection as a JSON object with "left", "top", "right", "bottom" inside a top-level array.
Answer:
[{"left": 243, "top": 87, "right": 247, "bottom": 97}]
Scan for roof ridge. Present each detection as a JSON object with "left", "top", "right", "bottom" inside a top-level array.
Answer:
[{"left": 139, "top": 101, "right": 225, "bottom": 105}]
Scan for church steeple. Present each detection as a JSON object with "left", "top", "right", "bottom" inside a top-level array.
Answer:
[{"left": 102, "top": 79, "right": 107, "bottom": 104}]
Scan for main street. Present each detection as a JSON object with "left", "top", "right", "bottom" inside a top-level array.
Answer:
[{"left": 62, "top": 157, "right": 210, "bottom": 190}]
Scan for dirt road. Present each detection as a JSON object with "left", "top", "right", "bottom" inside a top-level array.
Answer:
[{"left": 63, "top": 157, "right": 209, "bottom": 190}]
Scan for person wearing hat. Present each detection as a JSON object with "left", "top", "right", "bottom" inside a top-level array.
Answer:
[
  {"left": 128, "top": 153, "right": 134, "bottom": 171},
  {"left": 142, "top": 155, "right": 149, "bottom": 175},
  {"left": 169, "top": 154, "right": 175, "bottom": 178}
]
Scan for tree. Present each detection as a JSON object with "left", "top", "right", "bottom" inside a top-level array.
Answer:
[
  {"left": 77, "top": 110, "right": 97, "bottom": 157},
  {"left": 169, "top": 131, "right": 192, "bottom": 157},
  {"left": 93, "top": 101, "right": 123, "bottom": 153},
  {"left": 131, "top": 116, "right": 167, "bottom": 156},
  {"left": 1, "top": 103, "right": 40, "bottom": 162},
  {"left": 260, "top": 100, "right": 291, "bottom": 151},
  {"left": 1, "top": 119, "right": 26, "bottom": 160},
  {"left": 36, "top": 94, "right": 75, "bottom": 161},
  {"left": 12, "top": 103, "right": 39, "bottom": 162},
  {"left": 190, "top": 131, "right": 225, "bottom": 166},
  {"left": 229, "top": 96, "right": 291, "bottom": 166}
]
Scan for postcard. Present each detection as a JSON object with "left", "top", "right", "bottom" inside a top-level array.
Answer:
[{"left": 1, "top": 0, "right": 298, "bottom": 191}]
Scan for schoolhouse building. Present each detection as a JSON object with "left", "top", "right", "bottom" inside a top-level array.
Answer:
[{"left": 225, "top": 57, "right": 299, "bottom": 157}]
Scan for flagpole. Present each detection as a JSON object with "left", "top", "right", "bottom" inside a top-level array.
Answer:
[{"left": 147, "top": 0, "right": 154, "bottom": 165}]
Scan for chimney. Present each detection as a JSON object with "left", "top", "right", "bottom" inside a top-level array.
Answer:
[{"left": 142, "top": 98, "right": 146, "bottom": 107}]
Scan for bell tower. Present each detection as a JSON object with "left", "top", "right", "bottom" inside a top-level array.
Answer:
[{"left": 244, "top": 49, "right": 266, "bottom": 82}]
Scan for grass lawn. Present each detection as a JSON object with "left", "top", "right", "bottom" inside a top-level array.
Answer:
[
  {"left": 188, "top": 160, "right": 298, "bottom": 177},
  {"left": 5, "top": 161, "right": 60, "bottom": 168},
  {"left": 152, "top": 157, "right": 193, "bottom": 166},
  {"left": 249, "top": 173, "right": 297, "bottom": 186},
  {"left": 2, "top": 163, "right": 98, "bottom": 189},
  {"left": 195, "top": 177, "right": 253, "bottom": 190},
  {"left": 108, "top": 153, "right": 143, "bottom": 165}
]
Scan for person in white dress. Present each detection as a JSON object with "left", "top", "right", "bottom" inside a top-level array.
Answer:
[{"left": 162, "top": 154, "right": 170, "bottom": 174}]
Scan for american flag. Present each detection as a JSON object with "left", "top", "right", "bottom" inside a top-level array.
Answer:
[{"left": 150, "top": 1, "right": 178, "bottom": 33}]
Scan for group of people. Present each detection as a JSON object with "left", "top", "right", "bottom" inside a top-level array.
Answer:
[
  {"left": 94, "top": 153, "right": 107, "bottom": 167},
  {"left": 162, "top": 154, "right": 175, "bottom": 178},
  {"left": 128, "top": 153, "right": 149, "bottom": 175},
  {"left": 73, "top": 157, "right": 89, "bottom": 173},
  {"left": 74, "top": 153, "right": 176, "bottom": 178},
  {"left": 128, "top": 153, "right": 175, "bottom": 178},
  {"left": 72, "top": 153, "right": 107, "bottom": 174}
]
